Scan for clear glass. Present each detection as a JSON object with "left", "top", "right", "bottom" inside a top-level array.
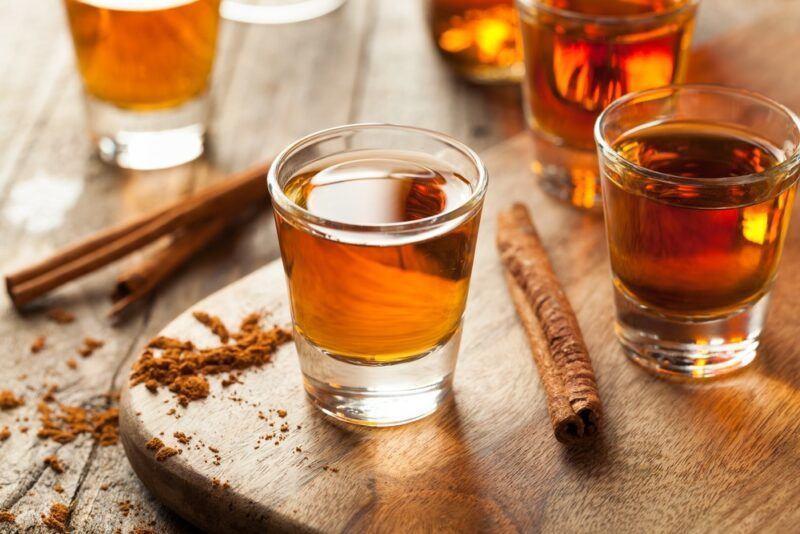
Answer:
[
  {"left": 220, "top": 0, "right": 345, "bottom": 24},
  {"left": 426, "top": 0, "right": 524, "bottom": 84},
  {"left": 63, "top": 0, "right": 221, "bottom": 170},
  {"left": 595, "top": 85, "right": 800, "bottom": 378},
  {"left": 516, "top": 0, "right": 698, "bottom": 209},
  {"left": 268, "top": 124, "right": 488, "bottom": 425}
]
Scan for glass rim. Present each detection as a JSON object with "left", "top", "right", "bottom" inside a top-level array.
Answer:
[
  {"left": 594, "top": 84, "right": 800, "bottom": 187},
  {"left": 267, "top": 123, "right": 489, "bottom": 233},
  {"left": 516, "top": 0, "right": 699, "bottom": 25}
]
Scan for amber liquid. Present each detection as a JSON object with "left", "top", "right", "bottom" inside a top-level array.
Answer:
[
  {"left": 603, "top": 122, "right": 797, "bottom": 318},
  {"left": 64, "top": 0, "right": 220, "bottom": 111},
  {"left": 428, "top": 0, "right": 522, "bottom": 82},
  {"left": 519, "top": 0, "right": 696, "bottom": 150},
  {"left": 275, "top": 154, "right": 481, "bottom": 364}
]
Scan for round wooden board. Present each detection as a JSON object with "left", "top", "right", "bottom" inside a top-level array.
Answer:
[{"left": 120, "top": 135, "right": 800, "bottom": 533}]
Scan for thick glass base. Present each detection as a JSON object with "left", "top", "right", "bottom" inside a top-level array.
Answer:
[
  {"left": 528, "top": 131, "right": 601, "bottom": 211},
  {"left": 220, "top": 0, "right": 345, "bottom": 24},
  {"left": 614, "top": 287, "right": 767, "bottom": 379},
  {"left": 86, "top": 95, "right": 207, "bottom": 170},
  {"left": 295, "top": 326, "right": 461, "bottom": 426}
]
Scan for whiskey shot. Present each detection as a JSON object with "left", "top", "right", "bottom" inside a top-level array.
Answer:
[
  {"left": 596, "top": 85, "right": 800, "bottom": 378},
  {"left": 517, "top": 0, "right": 697, "bottom": 208},
  {"left": 268, "top": 124, "right": 487, "bottom": 425}
]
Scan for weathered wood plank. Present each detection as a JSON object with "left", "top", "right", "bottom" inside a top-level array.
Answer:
[
  {"left": 350, "top": 0, "right": 523, "bottom": 150},
  {"left": 0, "top": 1, "right": 72, "bottom": 191},
  {"left": 210, "top": 0, "right": 372, "bottom": 171},
  {"left": 1, "top": 0, "right": 796, "bottom": 531}
]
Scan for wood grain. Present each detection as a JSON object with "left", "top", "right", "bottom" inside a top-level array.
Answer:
[
  {"left": 120, "top": 132, "right": 800, "bottom": 533},
  {"left": 0, "top": 0, "right": 797, "bottom": 531}
]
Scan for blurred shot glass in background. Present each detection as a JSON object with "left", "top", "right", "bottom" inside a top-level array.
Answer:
[
  {"left": 63, "top": 0, "right": 221, "bottom": 170},
  {"left": 268, "top": 124, "right": 487, "bottom": 426},
  {"left": 427, "top": 0, "right": 523, "bottom": 83},
  {"left": 220, "top": 0, "right": 345, "bottom": 24},
  {"left": 517, "top": 0, "right": 698, "bottom": 209},
  {"left": 596, "top": 85, "right": 800, "bottom": 378}
]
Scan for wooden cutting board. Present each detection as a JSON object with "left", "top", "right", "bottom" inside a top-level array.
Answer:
[
  {"left": 119, "top": 134, "right": 800, "bottom": 533},
  {"left": 119, "top": 15, "right": 800, "bottom": 533}
]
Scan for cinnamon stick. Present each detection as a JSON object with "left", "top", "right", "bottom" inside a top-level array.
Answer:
[
  {"left": 5, "top": 161, "right": 271, "bottom": 308},
  {"left": 497, "top": 203, "right": 603, "bottom": 444},
  {"left": 109, "top": 217, "right": 229, "bottom": 318}
]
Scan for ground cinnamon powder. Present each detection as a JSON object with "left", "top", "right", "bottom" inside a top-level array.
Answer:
[
  {"left": 130, "top": 312, "right": 291, "bottom": 405},
  {"left": 144, "top": 434, "right": 179, "bottom": 461},
  {"left": 44, "top": 455, "right": 65, "bottom": 474},
  {"left": 155, "top": 447, "right": 179, "bottom": 462},
  {"left": 145, "top": 437, "right": 164, "bottom": 451},
  {"left": 0, "top": 390, "right": 23, "bottom": 410},
  {"left": 41, "top": 502, "right": 69, "bottom": 532},
  {"left": 37, "top": 401, "right": 119, "bottom": 446},
  {"left": 46, "top": 309, "right": 75, "bottom": 324},
  {"left": 77, "top": 337, "right": 105, "bottom": 357},
  {"left": 31, "top": 335, "right": 46, "bottom": 353},
  {"left": 170, "top": 376, "right": 210, "bottom": 407},
  {"left": 192, "top": 311, "right": 230, "bottom": 343}
]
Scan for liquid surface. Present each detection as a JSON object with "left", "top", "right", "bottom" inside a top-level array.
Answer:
[
  {"left": 615, "top": 123, "right": 778, "bottom": 178},
  {"left": 283, "top": 157, "right": 473, "bottom": 225},
  {"left": 277, "top": 155, "right": 481, "bottom": 363},
  {"left": 603, "top": 123, "right": 795, "bottom": 317},
  {"left": 539, "top": 0, "right": 689, "bottom": 16},
  {"left": 64, "top": 0, "right": 220, "bottom": 110},
  {"left": 76, "top": 0, "right": 196, "bottom": 9},
  {"left": 428, "top": 0, "right": 522, "bottom": 81},
  {"left": 519, "top": 0, "right": 696, "bottom": 150}
]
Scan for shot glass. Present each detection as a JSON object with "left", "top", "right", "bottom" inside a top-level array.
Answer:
[
  {"left": 517, "top": 0, "right": 698, "bottom": 209},
  {"left": 595, "top": 85, "right": 800, "bottom": 378},
  {"left": 220, "top": 0, "right": 345, "bottom": 24},
  {"left": 426, "top": 0, "right": 523, "bottom": 83},
  {"left": 63, "top": 0, "right": 221, "bottom": 170},
  {"left": 268, "top": 124, "right": 487, "bottom": 426}
]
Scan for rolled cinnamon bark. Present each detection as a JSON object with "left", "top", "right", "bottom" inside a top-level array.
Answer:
[
  {"left": 5, "top": 161, "right": 271, "bottom": 308},
  {"left": 497, "top": 203, "right": 603, "bottom": 443}
]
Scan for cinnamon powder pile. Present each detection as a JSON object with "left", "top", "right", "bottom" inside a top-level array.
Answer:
[
  {"left": 130, "top": 312, "right": 291, "bottom": 406},
  {"left": 192, "top": 311, "right": 229, "bottom": 343},
  {"left": 37, "top": 400, "right": 119, "bottom": 446},
  {"left": 0, "top": 390, "right": 24, "bottom": 410},
  {"left": 41, "top": 502, "right": 69, "bottom": 532}
]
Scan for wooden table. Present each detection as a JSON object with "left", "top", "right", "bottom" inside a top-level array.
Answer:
[{"left": 0, "top": 0, "right": 797, "bottom": 532}]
